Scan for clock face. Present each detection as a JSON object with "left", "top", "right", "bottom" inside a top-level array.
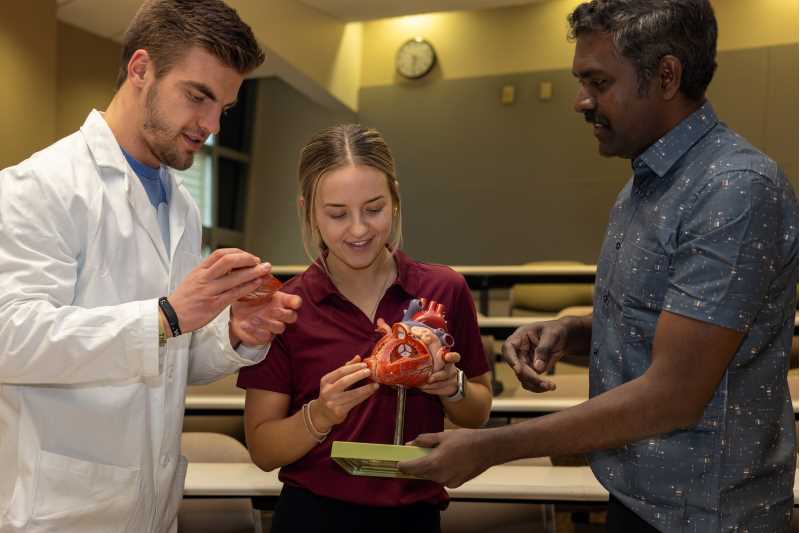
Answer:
[{"left": 395, "top": 38, "right": 436, "bottom": 79}]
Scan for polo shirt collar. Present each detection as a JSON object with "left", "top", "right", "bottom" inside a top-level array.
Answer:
[
  {"left": 632, "top": 100, "right": 719, "bottom": 180},
  {"left": 304, "top": 249, "right": 421, "bottom": 305}
]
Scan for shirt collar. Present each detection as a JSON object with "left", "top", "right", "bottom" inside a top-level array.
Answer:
[
  {"left": 121, "top": 147, "right": 161, "bottom": 182},
  {"left": 632, "top": 101, "right": 719, "bottom": 179},
  {"left": 304, "top": 249, "right": 420, "bottom": 305}
]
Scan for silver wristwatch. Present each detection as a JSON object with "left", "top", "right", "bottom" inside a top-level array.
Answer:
[{"left": 444, "top": 369, "right": 466, "bottom": 402}]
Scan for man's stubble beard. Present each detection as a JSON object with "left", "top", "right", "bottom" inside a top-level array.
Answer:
[{"left": 142, "top": 84, "right": 194, "bottom": 171}]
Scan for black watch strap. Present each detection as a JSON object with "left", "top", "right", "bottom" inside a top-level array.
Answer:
[{"left": 158, "top": 297, "right": 182, "bottom": 337}]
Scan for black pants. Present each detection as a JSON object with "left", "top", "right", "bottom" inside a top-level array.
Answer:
[
  {"left": 270, "top": 484, "right": 441, "bottom": 533},
  {"left": 607, "top": 495, "right": 661, "bottom": 533}
]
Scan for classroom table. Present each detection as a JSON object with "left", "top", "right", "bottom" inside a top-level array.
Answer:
[
  {"left": 183, "top": 461, "right": 799, "bottom": 506},
  {"left": 492, "top": 367, "right": 800, "bottom": 418},
  {"left": 481, "top": 314, "right": 800, "bottom": 335},
  {"left": 478, "top": 315, "right": 553, "bottom": 338},
  {"left": 452, "top": 265, "right": 596, "bottom": 316},
  {"left": 183, "top": 462, "right": 608, "bottom": 503},
  {"left": 270, "top": 264, "right": 597, "bottom": 316},
  {"left": 184, "top": 372, "right": 593, "bottom": 415},
  {"left": 491, "top": 371, "right": 590, "bottom": 419},
  {"left": 185, "top": 369, "right": 799, "bottom": 418}
]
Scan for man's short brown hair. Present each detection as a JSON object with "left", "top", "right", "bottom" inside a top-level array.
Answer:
[{"left": 116, "top": 0, "right": 265, "bottom": 88}]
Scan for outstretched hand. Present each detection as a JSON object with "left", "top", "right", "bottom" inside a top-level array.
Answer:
[
  {"left": 502, "top": 319, "right": 576, "bottom": 392},
  {"left": 398, "top": 429, "right": 492, "bottom": 487}
]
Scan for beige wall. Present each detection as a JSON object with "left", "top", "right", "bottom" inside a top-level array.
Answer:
[
  {"left": 244, "top": 77, "right": 357, "bottom": 262},
  {"left": 360, "top": 0, "right": 799, "bottom": 87},
  {"left": 56, "top": 23, "right": 121, "bottom": 139},
  {"left": 361, "top": 0, "right": 580, "bottom": 88},
  {"left": 327, "top": 22, "right": 363, "bottom": 111},
  {"left": 229, "top": 0, "right": 362, "bottom": 110},
  {"left": 715, "top": 0, "right": 799, "bottom": 51},
  {"left": 0, "top": 0, "right": 57, "bottom": 169},
  {"left": 245, "top": 1, "right": 799, "bottom": 265},
  {"left": 0, "top": 15, "right": 119, "bottom": 168},
  {"left": 355, "top": 44, "right": 798, "bottom": 266}
]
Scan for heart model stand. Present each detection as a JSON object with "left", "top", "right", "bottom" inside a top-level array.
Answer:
[{"left": 393, "top": 386, "right": 406, "bottom": 445}]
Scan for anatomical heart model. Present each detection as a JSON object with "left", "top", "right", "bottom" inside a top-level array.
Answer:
[
  {"left": 363, "top": 298, "right": 455, "bottom": 388},
  {"left": 330, "top": 298, "right": 451, "bottom": 478}
]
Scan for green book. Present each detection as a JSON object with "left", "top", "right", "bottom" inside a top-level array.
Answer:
[{"left": 331, "top": 441, "right": 431, "bottom": 479}]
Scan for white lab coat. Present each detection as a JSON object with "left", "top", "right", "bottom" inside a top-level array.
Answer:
[{"left": 0, "top": 110, "right": 264, "bottom": 532}]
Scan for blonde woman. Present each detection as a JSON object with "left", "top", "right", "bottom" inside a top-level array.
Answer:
[{"left": 237, "top": 124, "right": 492, "bottom": 532}]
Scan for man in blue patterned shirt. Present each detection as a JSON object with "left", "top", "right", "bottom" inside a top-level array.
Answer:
[{"left": 400, "top": 1, "right": 798, "bottom": 531}]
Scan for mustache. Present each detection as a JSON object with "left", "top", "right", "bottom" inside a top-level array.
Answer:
[{"left": 584, "top": 110, "right": 610, "bottom": 128}]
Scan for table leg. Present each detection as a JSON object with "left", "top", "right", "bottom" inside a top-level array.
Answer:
[{"left": 479, "top": 276, "right": 490, "bottom": 316}]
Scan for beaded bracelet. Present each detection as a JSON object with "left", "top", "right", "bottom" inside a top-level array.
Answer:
[{"left": 302, "top": 400, "right": 331, "bottom": 443}]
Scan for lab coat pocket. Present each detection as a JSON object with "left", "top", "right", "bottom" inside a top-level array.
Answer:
[{"left": 29, "top": 449, "right": 139, "bottom": 531}]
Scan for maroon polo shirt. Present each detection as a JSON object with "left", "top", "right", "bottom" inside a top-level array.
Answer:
[{"left": 237, "top": 250, "right": 489, "bottom": 508}]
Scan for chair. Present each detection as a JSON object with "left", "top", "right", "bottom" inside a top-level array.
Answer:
[
  {"left": 184, "top": 374, "right": 246, "bottom": 444},
  {"left": 178, "top": 432, "right": 262, "bottom": 533},
  {"left": 481, "top": 334, "right": 506, "bottom": 396},
  {"left": 510, "top": 261, "right": 593, "bottom": 317}
]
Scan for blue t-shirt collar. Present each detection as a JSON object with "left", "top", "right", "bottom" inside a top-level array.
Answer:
[{"left": 121, "top": 147, "right": 170, "bottom": 207}]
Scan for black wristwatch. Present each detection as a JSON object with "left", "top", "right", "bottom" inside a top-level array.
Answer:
[{"left": 444, "top": 369, "right": 466, "bottom": 402}]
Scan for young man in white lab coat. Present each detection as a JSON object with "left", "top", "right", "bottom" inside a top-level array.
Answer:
[{"left": 0, "top": 1, "right": 301, "bottom": 531}]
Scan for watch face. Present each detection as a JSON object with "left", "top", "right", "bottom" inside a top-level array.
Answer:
[{"left": 395, "top": 38, "right": 436, "bottom": 79}]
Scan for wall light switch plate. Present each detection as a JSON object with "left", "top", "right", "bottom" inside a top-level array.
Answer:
[
  {"left": 539, "top": 81, "right": 553, "bottom": 100},
  {"left": 501, "top": 84, "right": 515, "bottom": 105}
]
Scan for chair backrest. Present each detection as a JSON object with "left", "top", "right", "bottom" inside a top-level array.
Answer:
[{"left": 510, "top": 261, "right": 594, "bottom": 315}]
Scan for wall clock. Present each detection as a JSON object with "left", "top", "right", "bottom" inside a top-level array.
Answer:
[{"left": 395, "top": 37, "right": 436, "bottom": 79}]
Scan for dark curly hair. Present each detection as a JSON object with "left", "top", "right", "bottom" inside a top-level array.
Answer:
[{"left": 568, "top": 0, "right": 717, "bottom": 101}]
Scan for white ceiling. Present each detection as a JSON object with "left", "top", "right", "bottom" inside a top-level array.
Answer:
[
  {"left": 56, "top": 0, "right": 546, "bottom": 41},
  {"left": 294, "top": 0, "right": 545, "bottom": 21}
]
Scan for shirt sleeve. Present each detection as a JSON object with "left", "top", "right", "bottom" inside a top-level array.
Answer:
[
  {"left": 236, "top": 343, "right": 269, "bottom": 360},
  {"left": 449, "top": 274, "right": 491, "bottom": 378},
  {"left": 0, "top": 162, "right": 161, "bottom": 384},
  {"left": 237, "top": 330, "right": 292, "bottom": 393},
  {"left": 663, "top": 171, "right": 786, "bottom": 332}
]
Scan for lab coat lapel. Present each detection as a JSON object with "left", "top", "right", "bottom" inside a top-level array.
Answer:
[
  {"left": 166, "top": 170, "right": 189, "bottom": 261},
  {"left": 126, "top": 176, "right": 171, "bottom": 269},
  {"left": 80, "top": 109, "right": 170, "bottom": 270}
]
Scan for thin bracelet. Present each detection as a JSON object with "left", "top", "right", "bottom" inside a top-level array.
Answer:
[
  {"left": 158, "top": 312, "right": 168, "bottom": 347},
  {"left": 302, "top": 400, "right": 330, "bottom": 443}
]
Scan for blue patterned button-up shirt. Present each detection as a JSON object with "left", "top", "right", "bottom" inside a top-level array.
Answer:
[{"left": 589, "top": 102, "right": 798, "bottom": 532}]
